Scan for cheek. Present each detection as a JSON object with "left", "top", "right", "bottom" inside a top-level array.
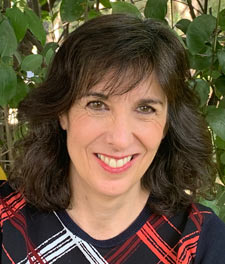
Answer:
[
  {"left": 67, "top": 116, "right": 104, "bottom": 148},
  {"left": 138, "top": 121, "right": 165, "bottom": 150}
]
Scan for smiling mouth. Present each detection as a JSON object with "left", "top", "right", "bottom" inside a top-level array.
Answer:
[{"left": 96, "top": 154, "right": 134, "bottom": 168}]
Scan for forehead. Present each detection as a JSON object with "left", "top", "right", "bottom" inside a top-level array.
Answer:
[{"left": 88, "top": 71, "right": 167, "bottom": 102}]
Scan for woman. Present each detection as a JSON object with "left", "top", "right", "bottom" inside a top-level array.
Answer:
[{"left": 1, "top": 14, "right": 225, "bottom": 264}]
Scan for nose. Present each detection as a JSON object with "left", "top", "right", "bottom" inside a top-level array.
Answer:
[{"left": 105, "top": 113, "right": 135, "bottom": 151}]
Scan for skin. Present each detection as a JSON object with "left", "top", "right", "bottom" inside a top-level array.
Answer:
[{"left": 59, "top": 73, "right": 168, "bottom": 240}]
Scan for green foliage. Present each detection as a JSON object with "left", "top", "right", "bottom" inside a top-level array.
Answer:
[
  {"left": 6, "top": 7, "right": 28, "bottom": 42},
  {"left": 21, "top": 54, "right": 43, "bottom": 73},
  {"left": 144, "top": 0, "right": 168, "bottom": 20},
  {"left": 111, "top": 2, "right": 142, "bottom": 18},
  {"left": 0, "top": 17, "right": 17, "bottom": 57},
  {"left": 0, "top": 0, "right": 225, "bottom": 221},
  {"left": 24, "top": 8, "right": 46, "bottom": 46},
  {"left": 175, "top": 19, "right": 191, "bottom": 34},
  {"left": 186, "top": 15, "right": 216, "bottom": 54},
  {"left": 0, "top": 64, "right": 17, "bottom": 106},
  {"left": 60, "top": 0, "right": 86, "bottom": 22}
]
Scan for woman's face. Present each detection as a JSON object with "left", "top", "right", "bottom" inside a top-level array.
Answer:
[{"left": 60, "top": 73, "right": 168, "bottom": 199}]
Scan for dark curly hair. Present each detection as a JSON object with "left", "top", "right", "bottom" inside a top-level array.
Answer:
[{"left": 9, "top": 14, "right": 216, "bottom": 216}]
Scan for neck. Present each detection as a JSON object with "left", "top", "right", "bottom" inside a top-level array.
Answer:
[{"left": 67, "top": 182, "right": 149, "bottom": 240}]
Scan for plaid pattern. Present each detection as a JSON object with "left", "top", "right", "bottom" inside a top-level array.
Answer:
[{"left": 0, "top": 181, "right": 219, "bottom": 264}]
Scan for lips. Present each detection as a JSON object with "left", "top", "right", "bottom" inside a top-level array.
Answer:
[{"left": 97, "top": 154, "right": 133, "bottom": 168}]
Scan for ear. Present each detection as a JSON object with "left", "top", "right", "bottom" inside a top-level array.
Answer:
[{"left": 59, "top": 113, "right": 68, "bottom": 130}]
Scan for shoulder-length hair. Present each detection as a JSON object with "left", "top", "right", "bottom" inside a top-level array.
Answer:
[{"left": 9, "top": 14, "right": 215, "bottom": 215}]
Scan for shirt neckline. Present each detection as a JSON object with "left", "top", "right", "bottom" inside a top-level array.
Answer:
[{"left": 56, "top": 201, "right": 151, "bottom": 248}]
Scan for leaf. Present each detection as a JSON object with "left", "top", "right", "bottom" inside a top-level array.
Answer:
[
  {"left": 45, "top": 48, "right": 55, "bottom": 65},
  {"left": 221, "top": 152, "right": 225, "bottom": 165},
  {"left": 42, "top": 42, "right": 58, "bottom": 57},
  {"left": 111, "top": 2, "right": 142, "bottom": 18},
  {"left": 6, "top": 7, "right": 28, "bottom": 42},
  {"left": 24, "top": 8, "right": 46, "bottom": 46},
  {"left": 21, "top": 54, "right": 43, "bottom": 73},
  {"left": 215, "top": 76, "right": 225, "bottom": 96},
  {"left": 219, "top": 9, "right": 225, "bottom": 31},
  {"left": 206, "top": 107, "right": 225, "bottom": 141},
  {"left": 0, "top": 18, "right": 17, "bottom": 57},
  {"left": 194, "top": 79, "right": 210, "bottom": 107},
  {"left": 217, "top": 50, "right": 225, "bottom": 74},
  {"left": 60, "top": 0, "right": 85, "bottom": 22},
  {"left": 87, "top": 9, "right": 101, "bottom": 20},
  {"left": 175, "top": 19, "right": 191, "bottom": 34},
  {"left": 144, "top": 0, "right": 168, "bottom": 20},
  {"left": 8, "top": 78, "right": 29, "bottom": 107},
  {"left": 186, "top": 15, "right": 216, "bottom": 54},
  {"left": 220, "top": 97, "right": 225, "bottom": 108},
  {"left": 199, "top": 199, "right": 220, "bottom": 216},
  {"left": 0, "top": 166, "right": 7, "bottom": 180},
  {"left": 99, "top": 0, "right": 111, "bottom": 8},
  {"left": 188, "top": 52, "right": 213, "bottom": 70},
  {"left": 0, "top": 63, "right": 17, "bottom": 106},
  {"left": 215, "top": 136, "right": 225, "bottom": 150}
]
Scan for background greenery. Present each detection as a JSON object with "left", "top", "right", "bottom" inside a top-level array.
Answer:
[{"left": 0, "top": 0, "right": 225, "bottom": 220}]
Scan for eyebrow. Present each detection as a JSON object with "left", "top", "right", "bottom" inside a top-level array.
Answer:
[
  {"left": 86, "top": 92, "right": 164, "bottom": 106},
  {"left": 86, "top": 92, "right": 109, "bottom": 100}
]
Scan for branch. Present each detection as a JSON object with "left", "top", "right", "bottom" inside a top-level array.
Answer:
[
  {"left": 3, "top": 107, "right": 14, "bottom": 164},
  {"left": 187, "top": 0, "right": 196, "bottom": 19},
  {"left": 204, "top": 0, "right": 208, "bottom": 14},
  {"left": 96, "top": 0, "right": 100, "bottom": 11},
  {"left": 3, "top": 0, "right": 10, "bottom": 9},
  {"left": 208, "top": 0, "right": 221, "bottom": 105},
  {"left": 170, "top": 0, "right": 174, "bottom": 28},
  {"left": 27, "top": 0, "right": 41, "bottom": 17},
  {"left": 173, "top": 0, "right": 202, "bottom": 14},
  {"left": 57, "top": 23, "right": 69, "bottom": 44},
  {"left": 196, "top": 0, "right": 204, "bottom": 13}
]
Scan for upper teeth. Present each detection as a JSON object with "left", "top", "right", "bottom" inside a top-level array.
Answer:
[{"left": 97, "top": 154, "right": 132, "bottom": 168}]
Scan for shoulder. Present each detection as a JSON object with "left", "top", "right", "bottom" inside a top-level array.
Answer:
[
  {"left": 0, "top": 180, "right": 15, "bottom": 197},
  {"left": 191, "top": 203, "right": 225, "bottom": 263},
  {"left": 0, "top": 180, "right": 26, "bottom": 220}
]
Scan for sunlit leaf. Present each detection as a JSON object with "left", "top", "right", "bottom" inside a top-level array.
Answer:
[
  {"left": 99, "top": 0, "right": 111, "bottom": 8},
  {"left": 111, "top": 2, "right": 142, "bottom": 18},
  {"left": 88, "top": 9, "right": 101, "bottom": 20},
  {"left": 0, "top": 166, "right": 7, "bottom": 180}
]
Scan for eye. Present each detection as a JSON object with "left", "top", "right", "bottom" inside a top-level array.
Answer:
[
  {"left": 86, "top": 100, "right": 109, "bottom": 111},
  {"left": 136, "top": 105, "right": 156, "bottom": 114}
]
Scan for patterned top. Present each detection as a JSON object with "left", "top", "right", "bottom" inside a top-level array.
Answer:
[{"left": 1, "top": 181, "right": 225, "bottom": 264}]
